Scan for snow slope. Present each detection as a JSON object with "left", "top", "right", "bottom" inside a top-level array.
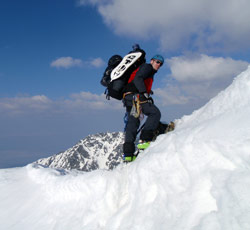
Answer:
[{"left": 1, "top": 66, "right": 250, "bottom": 230}]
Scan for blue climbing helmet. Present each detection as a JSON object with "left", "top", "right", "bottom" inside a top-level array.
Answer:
[{"left": 151, "top": 54, "right": 164, "bottom": 65}]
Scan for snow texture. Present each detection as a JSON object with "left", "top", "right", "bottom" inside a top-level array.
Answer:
[{"left": 1, "top": 66, "right": 250, "bottom": 230}]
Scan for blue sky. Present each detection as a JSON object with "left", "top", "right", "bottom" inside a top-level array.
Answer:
[{"left": 1, "top": 0, "right": 250, "bottom": 168}]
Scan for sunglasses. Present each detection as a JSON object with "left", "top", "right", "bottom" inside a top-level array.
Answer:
[{"left": 154, "top": 60, "right": 163, "bottom": 66}]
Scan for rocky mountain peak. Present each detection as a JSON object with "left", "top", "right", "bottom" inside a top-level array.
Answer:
[{"left": 35, "top": 132, "right": 124, "bottom": 171}]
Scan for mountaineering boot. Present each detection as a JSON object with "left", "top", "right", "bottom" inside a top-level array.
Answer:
[
  {"left": 137, "top": 141, "right": 151, "bottom": 150},
  {"left": 166, "top": 121, "right": 175, "bottom": 133},
  {"left": 123, "top": 142, "right": 137, "bottom": 162},
  {"left": 123, "top": 154, "right": 137, "bottom": 163}
]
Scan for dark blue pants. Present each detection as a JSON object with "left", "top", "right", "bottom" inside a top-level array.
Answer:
[{"left": 123, "top": 94, "right": 161, "bottom": 156}]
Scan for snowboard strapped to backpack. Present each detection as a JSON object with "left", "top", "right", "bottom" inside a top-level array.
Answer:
[{"left": 101, "top": 46, "right": 146, "bottom": 100}]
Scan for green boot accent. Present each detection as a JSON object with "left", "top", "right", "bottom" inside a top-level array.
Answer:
[
  {"left": 137, "top": 141, "right": 151, "bottom": 150},
  {"left": 123, "top": 156, "right": 137, "bottom": 162}
]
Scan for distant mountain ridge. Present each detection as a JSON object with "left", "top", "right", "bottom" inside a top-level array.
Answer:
[{"left": 35, "top": 132, "right": 124, "bottom": 171}]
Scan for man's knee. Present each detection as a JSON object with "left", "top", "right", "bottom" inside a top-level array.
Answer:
[
  {"left": 154, "top": 106, "right": 161, "bottom": 120},
  {"left": 143, "top": 103, "right": 161, "bottom": 119}
]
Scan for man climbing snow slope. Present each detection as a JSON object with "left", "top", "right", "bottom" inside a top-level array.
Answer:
[{"left": 122, "top": 54, "right": 164, "bottom": 162}]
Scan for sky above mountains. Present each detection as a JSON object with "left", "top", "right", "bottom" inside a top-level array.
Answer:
[{"left": 1, "top": 0, "right": 250, "bottom": 168}]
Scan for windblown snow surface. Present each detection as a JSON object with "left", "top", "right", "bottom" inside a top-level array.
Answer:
[{"left": 1, "top": 66, "right": 250, "bottom": 230}]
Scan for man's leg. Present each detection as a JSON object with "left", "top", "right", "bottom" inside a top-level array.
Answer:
[
  {"left": 140, "top": 103, "right": 161, "bottom": 141},
  {"left": 123, "top": 114, "right": 140, "bottom": 157},
  {"left": 123, "top": 95, "right": 140, "bottom": 159}
]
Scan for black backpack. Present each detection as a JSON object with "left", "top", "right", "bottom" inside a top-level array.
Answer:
[
  {"left": 100, "top": 55, "right": 122, "bottom": 88},
  {"left": 101, "top": 49, "right": 146, "bottom": 100}
]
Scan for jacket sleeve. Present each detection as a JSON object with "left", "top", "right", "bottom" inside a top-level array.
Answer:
[{"left": 133, "top": 64, "right": 154, "bottom": 93}]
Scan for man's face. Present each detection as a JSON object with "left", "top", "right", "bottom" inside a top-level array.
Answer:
[{"left": 151, "top": 59, "right": 163, "bottom": 71}]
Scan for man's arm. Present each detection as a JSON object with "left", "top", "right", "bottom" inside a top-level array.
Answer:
[{"left": 133, "top": 64, "right": 153, "bottom": 93}]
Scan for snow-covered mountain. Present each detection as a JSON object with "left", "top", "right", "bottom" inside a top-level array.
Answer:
[
  {"left": 1, "top": 66, "right": 250, "bottom": 230},
  {"left": 35, "top": 132, "right": 124, "bottom": 171}
]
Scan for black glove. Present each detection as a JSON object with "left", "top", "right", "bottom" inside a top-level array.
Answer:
[
  {"left": 139, "top": 93, "right": 149, "bottom": 101},
  {"left": 148, "top": 97, "right": 154, "bottom": 104},
  {"left": 139, "top": 93, "right": 154, "bottom": 104}
]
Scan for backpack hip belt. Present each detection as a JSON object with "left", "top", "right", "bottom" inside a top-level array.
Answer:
[{"left": 123, "top": 92, "right": 133, "bottom": 99}]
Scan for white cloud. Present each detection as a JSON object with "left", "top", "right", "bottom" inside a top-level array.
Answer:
[
  {"left": 51, "top": 57, "right": 83, "bottom": 69},
  {"left": 76, "top": 0, "right": 106, "bottom": 6},
  {"left": 66, "top": 91, "right": 121, "bottom": 110},
  {"left": 155, "top": 55, "right": 249, "bottom": 106},
  {"left": 87, "top": 58, "right": 105, "bottom": 68},
  {"left": 0, "top": 92, "right": 122, "bottom": 116},
  {"left": 50, "top": 56, "right": 105, "bottom": 69},
  {"left": 80, "top": 0, "right": 250, "bottom": 52},
  {"left": 166, "top": 55, "right": 249, "bottom": 82},
  {"left": 0, "top": 95, "right": 52, "bottom": 115},
  {"left": 155, "top": 85, "right": 190, "bottom": 106}
]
